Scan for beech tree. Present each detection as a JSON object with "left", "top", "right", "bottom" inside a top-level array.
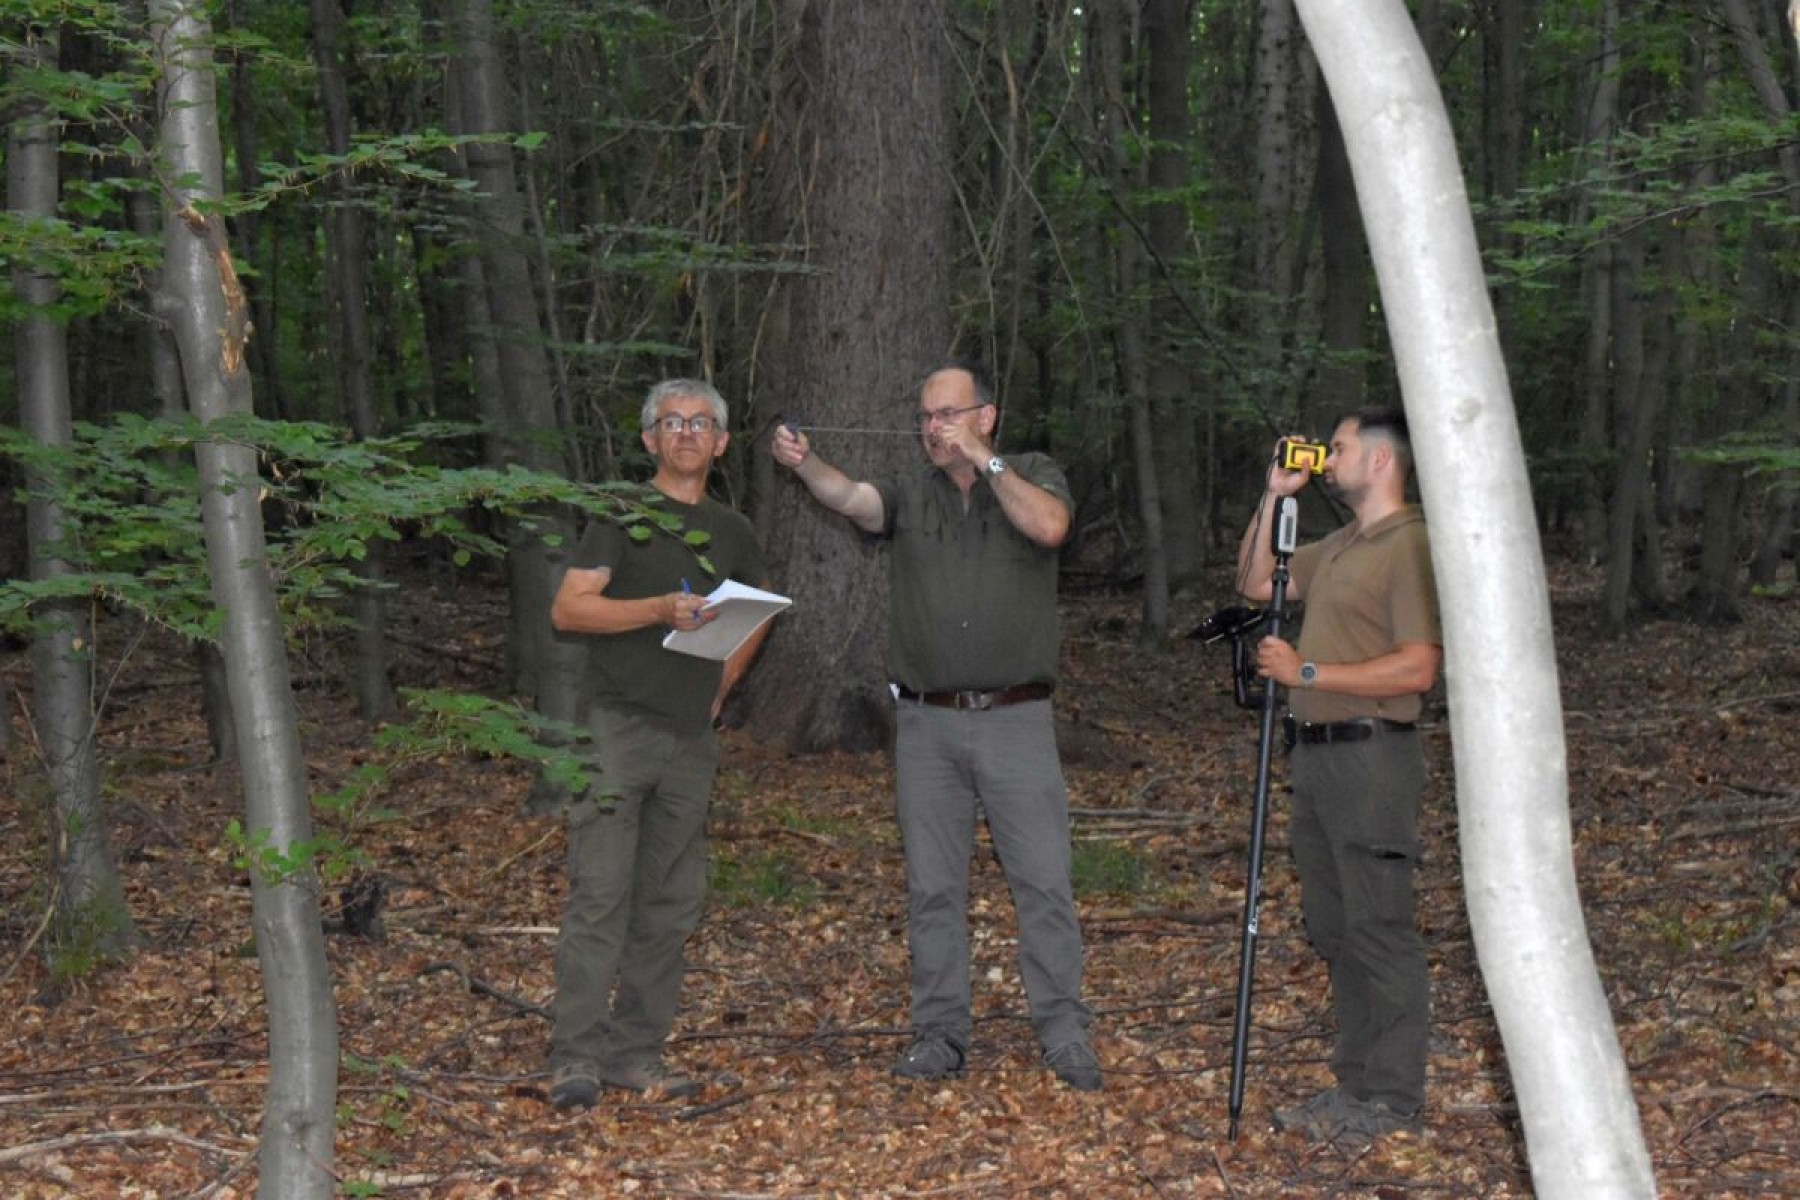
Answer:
[
  {"left": 150, "top": 2, "right": 337, "bottom": 1195},
  {"left": 1294, "top": 1, "right": 1657, "bottom": 1195},
  {"left": 9, "top": 21, "right": 141, "bottom": 972}
]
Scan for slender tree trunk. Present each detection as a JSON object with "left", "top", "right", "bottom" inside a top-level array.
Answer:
[
  {"left": 149, "top": 5, "right": 337, "bottom": 1196},
  {"left": 1091, "top": 1, "right": 1169, "bottom": 641},
  {"left": 1314, "top": 84, "right": 1368, "bottom": 420},
  {"left": 744, "top": 0, "right": 952, "bottom": 751},
  {"left": 1144, "top": 0, "right": 1203, "bottom": 587},
  {"left": 9, "top": 24, "right": 141, "bottom": 970},
  {"left": 1576, "top": 0, "right": 1620, "bottom": 560},
  {"left": 311, "top": 0, "right": 396, "bottom": 718},
  {"left": 1600, "top": 220, "right": 1653, "bottom": 633},
  {"left": 1293, "top": 2, "right": 1658, "bottom": 1196},
  {"left": 448, "top": 0, "right": 582, "bottom": 723}
]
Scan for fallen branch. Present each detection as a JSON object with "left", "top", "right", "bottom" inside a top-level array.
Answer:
[
  {"left": 674, "top": 1081, "right": 793, "bottom": 1121},
  {"left": 0, "top": 1124, "right": 251, "bottom": 1166},
  {"left": 419, "top": 961, "right": 551, "bottom": 1020}
]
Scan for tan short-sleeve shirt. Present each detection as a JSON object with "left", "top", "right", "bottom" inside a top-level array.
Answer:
[{"left": 1288, "top": 505, "right": 1440, "bottom": 724}]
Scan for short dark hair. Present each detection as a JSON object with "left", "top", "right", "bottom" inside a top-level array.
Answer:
[
  {"left": 1343, "top": 406, "right": 1412, "bottom": 474},
  {"left": 927, "top": 359, "right": 994, "bottom": 408}
]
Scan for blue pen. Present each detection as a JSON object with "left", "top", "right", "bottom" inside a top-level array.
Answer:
[{"left": 681, "top": 578, "right": 692, "bottom": 595}]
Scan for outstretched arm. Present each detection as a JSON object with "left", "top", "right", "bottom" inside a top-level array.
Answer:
[{"left": 771, "top": 425, "right": 886, "bottom": 532}]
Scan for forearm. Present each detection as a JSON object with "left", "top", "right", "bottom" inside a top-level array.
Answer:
[
  {"left": 1236, "top": 491, "right": 1281, "bottom": 603},
  {"left": 1281, "top": 642, "right": 1442, "bottom": 698},
  {"left": 992, "top": 471, "right": 1070, "bottom": 548},
  {"left": 551, "top": 590, "right": 669, "bottom": 635},
  {"left": 794, "top": 454, "right": 884, "bottom": 532}
]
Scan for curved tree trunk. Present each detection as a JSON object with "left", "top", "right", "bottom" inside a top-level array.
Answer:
[
  {"left": 150, "top": 4, "right": 337, "bottom": 1195},
  {"left": 1294, "top": 2, "right": 1658, "bottom": 1196},
  {"left": 744, "top": 0, "right": 953, "bottom": 752},
  {"left": 9, "top": 23, "right": 141, "bottom": 970}
]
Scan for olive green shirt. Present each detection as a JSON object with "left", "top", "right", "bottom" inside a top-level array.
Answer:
[
  {"left": 873, "top": 454, "right": 1071, "bottom": 692},
  {"left": 1288, "top": 505, "right": 1440, "bottom": 724},
  {"left": 574, "top": 496, "right": 767, "bottom": 735}
]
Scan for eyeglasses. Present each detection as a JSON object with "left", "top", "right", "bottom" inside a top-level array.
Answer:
[
  {"left": 915, "top": 403, "right": 989, "bottom": 428},
  {"left": 653, "top": 414, "right": 719, "bottom": 435}
]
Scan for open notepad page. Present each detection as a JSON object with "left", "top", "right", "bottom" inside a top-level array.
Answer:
[{"left": 660, "top": 579, "right": 793, "bottom": 661}]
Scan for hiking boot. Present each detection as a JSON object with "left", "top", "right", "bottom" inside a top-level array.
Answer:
[
  {"left": 1333, "top": 1096, "right": 1421, "bottom": 1142},
  {"left": 1044, "top": 1039, "right": 1102, "bottom": 1092},
  {"left": 600, "top": 1060, "right": 699, "bottom": 1099},
  {"left": 549, "top": 1060, "right": 600, "bottom": 1111},
  {"left": 892, "top": 1034, "right": 966, "bottom": 1081},
  {"left": 1272, "top": 1087, "right": 1352, "bottom": 1138}
]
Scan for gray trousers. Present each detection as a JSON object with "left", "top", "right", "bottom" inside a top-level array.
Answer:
[
  {"left": 894, "top": 697, "right": 1091, "bottom": 1051},
  {"left": 1288, "top": 730, "right": 1430, "bottom": 1114},
  {"left": 550, "top": 705, "right": 719, "bottom": 1071}
]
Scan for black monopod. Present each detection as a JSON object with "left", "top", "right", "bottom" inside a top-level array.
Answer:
[{"left": 1226, "top": 493, "right": 1298, "bottom": 1140}]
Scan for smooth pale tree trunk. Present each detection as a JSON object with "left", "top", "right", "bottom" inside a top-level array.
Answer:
[
  {"left": 744, "top": 0, "right": 952, "bottom": 751},
  {"left": 9, "top": 24, "right": 141, "bottom": 968},
  {"left": 150, "top": 4, "right": 337, "bottom": 1196},
  {"left": 1293, "top": 2, "right": 1658, "bottom": 1197},
  {"left": 311, "top": 0, "right": 397, "bottom": 719}
]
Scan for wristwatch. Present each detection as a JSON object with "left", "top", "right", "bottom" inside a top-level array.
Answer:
[
  {"left": 1298, "top": 661, "right": 1319, "bottom": 688},
  {"left": 985, "top": 455, "right": 1009, "bottom": 478}
]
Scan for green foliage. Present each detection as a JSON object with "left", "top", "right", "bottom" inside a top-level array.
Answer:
[
  {"left": 709, "top": 847, "right": 817, "bottom": 909},
  {"left": 1070, "top": 837, "right": 1158, "bottom": 900},
  {"left": 0, "top": 413, "right": 697, "bottom": 642},
  {"left": 45, "top": 892, "right": 137, "bottom": 983}
]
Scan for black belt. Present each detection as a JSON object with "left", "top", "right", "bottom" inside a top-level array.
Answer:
[
  {"left": 1285, "top": 715, "right": 1416, "bottom": 745},
  {"left": 895, "top": 682, "right": 1054, "bottom": 711}
]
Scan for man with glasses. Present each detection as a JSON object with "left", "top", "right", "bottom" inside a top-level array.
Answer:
[
  {"left": 771, "top": 363, "right": 1099, "bottom": 1091},
  {"left": 546, "top": 378, "right": 771, "bottom": 1110}
]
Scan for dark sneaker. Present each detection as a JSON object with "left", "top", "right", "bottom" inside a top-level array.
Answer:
[
  {"left": 1334, "top": 1096, "right": 1421, "bottom": 1141},
  {"left": 1272, "top": 1087, "right": 1352, "bottom": 1137},
  {"left": 892, "top": 1035, "right": 966, "bottom": 1081},
  {"left": 600, "top": 1060, "right": 699, "bottom": 1099},
  {"left": 549, "top": 1060, "right": 601, "bottom": 1111},
  {"left": 1044, "top": 1040, "right": 1102, "bottom": 1092}
]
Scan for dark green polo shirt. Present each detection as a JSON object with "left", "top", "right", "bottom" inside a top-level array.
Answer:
[
  {"left": 1288, "top": 505, "right": 1440, "bottom": 724},
  {"left": 872, "top": 454, "right": 1070, "bottom": 692},
  {"left": 574, "top": 495, "right": 767, "bottom": 734}
]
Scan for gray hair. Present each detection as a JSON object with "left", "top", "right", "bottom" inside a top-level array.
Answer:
[{"left": 642, "top": 378, "right": 728, "bottom": 430}]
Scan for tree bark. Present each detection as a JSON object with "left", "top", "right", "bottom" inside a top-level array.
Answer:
[
  {"left": 448, "top": 0, "right": 582, "bottom": 721},
  {"left": 1293, "top": 2, "right": 1659, "bottom": 1196},
  {"left": 1576, "top": 0, "right": 1620, "bottom": 560},
  {"left": 1313, "top": 84, "right": 1368, "bottom": 420},
  {"left": 744, "top": 0, "right": 953, "bottom": 751},
  {"left": 1143, "top": 0, "right": 1204, "bottom": 586},
  {"left": 149, "top": 4, "right": 337, "bottom": 1196},
  {"left": 9, "top": 23, "right": 141, "bottom": 969},
  {"left": 310, "top": 0, "right": 396, "bottom": 719}
]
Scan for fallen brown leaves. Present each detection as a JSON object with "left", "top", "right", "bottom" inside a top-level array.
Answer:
[{"left": 1, "top": 560, "right": 1796, "bottom": 1198}]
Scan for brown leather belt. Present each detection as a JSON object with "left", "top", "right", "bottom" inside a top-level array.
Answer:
[
  {"left": 895, "top": 682, "right": 1054, "bottom": 711},
  {"left": 1285, "top": 715, "right": 1417, "bottom": 745}
]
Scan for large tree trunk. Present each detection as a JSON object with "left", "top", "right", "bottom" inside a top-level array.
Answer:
[
  {"left": 1575, "top": 0, "right": 1621, "bottom": 560},
  {"left": 1293, "top": 2, "right": 1658, "bottom": 1196},
  {"left": 9, "top": 23, "right": 141, "bottom": 971},
  {"left": 1313, "top": 83, "right": 1369, "bottom": 420},
  {"left": 150, "top": 4, "right": 337, "bottom": 1196},
  {"left": 310, "top": 0, "right": 396, "bottom": 719},
  {"left": 744, "top": 0, "right": 952, "bottom": 751}
]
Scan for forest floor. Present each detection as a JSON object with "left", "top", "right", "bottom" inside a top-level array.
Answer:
[{"left": 1, "top": 555, "right": 1797, "bottom": 1199}]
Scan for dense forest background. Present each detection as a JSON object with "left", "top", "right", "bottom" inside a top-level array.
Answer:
[{"left": 2, "top": 1, "right": 1798, "bottom": 1197}]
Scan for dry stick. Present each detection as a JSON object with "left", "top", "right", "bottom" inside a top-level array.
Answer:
[
  {"left": 0, "top": 1125, "right": 251, "bottom": 1166},
  {"left": 418, "top": 960, "right": 551, "bottom": 1020},
  {"left": 481, "top": 826, "right": 559, "bottom": 882},
  {"left": 674, "top": 1081, "right": 793, "bottom": 1121},
  {"left": 0, "top": 877, "right": 58, "bottom": 989}
]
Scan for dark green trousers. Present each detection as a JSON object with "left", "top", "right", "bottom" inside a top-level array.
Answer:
[
  {"left": 1288, "top": 730, "right": 1429, "bottom": 1114},
  {"left": 549, "top": 705, "right": 719, "bottom": 1072}
]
